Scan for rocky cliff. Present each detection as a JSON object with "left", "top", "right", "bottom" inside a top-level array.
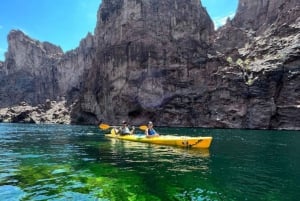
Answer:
[
  {"left": 1, "top": 0, "right": 299, "bottom": 130},
  {"left": 233, "top": 0, "right": 299, "bottom": 32},
  {"left": 0, "top": 30, "right": 95, "bottom": 124},
  {"left": 0, "top": 30, "right": 63, "bottom": 107},
  {"left": 72, "top": 0, "right": 216, "bottom": 125},
  {"left": 214, "top": 0, "right": 300, "bottom": 129},
  {"left": 215, "top": 0, "right": 300, "bottom": 53},
  {"left": 73, "top": 0, "right": 300, "bottom": 129},
  {"left": 0, "top": 30, "right": 95, "bottom": 107},
  {"left": 0, "top": 100, "right": 70, "bottom": 124},
  {"left": 0, "top": 61, "right": 3, "bottom": 73}
]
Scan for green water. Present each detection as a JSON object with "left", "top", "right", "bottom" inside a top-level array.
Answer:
[{"left": 0, "top": 123, "right": 299, "bottom": 201}]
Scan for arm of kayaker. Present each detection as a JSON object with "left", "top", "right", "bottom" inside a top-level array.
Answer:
[
  {"left": 111, "top": 127, "right": 119, "bottom": 135},
  {"left": 130, "top": 126, "right": 135, "bottom": 135},
  {"left": 145, "top": 128, "right": 149, "bottom": 136}
]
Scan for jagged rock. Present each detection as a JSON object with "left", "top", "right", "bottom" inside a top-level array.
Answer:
[
  {"left": 0, "top": 30, "right": 95, "bottom": 108},
  {"left": 72, "top": 0, "right": 300, "bottom": 130},
  {"left": 57, "top": 32, "right": 95, "bottom": 100},
  {"left": 0, "top": 30, "right": 63, "bottom": 107},
  {"left": 215, "top": 0, "right": 300, "bottom": 54},
  {"left": 11, "top": 110, "right": 36, "bottom": 124},
  {"left": 44, "top": 99, "right": 53, "bottom": 110},
  {"left": 0, "top": 100, "right": 70, "bottom": 124},
  {"left": 210, "top": 0, "right": 300, "bottom": 130},
  {"left": 0, "top": 61, "right": 4, "bottom": 72},
  {"left": 72, "top": 0, "right": 215, "bottom": 125},
  {"left": 0, "top": 0, "right": 299, "bottom": 130},
  {"left": 19, "top": 101, "right": 29, "bottom": 106},
  {"left": 232, "top": 0, "right": 299, "bottom": 33}
]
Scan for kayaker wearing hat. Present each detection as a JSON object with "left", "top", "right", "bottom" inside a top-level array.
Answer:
[
  {"left": 118, "top": 120, "right": 135, "bottom": 135},
  {"left": 145, "top": 121, "right": 159, "bottom": 138}
]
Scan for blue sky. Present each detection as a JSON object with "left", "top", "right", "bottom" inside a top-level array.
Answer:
[
  {"left": 0, "top": 0, "right": 238, "bottom": 61},
  {"left": 202, "top": 0, "right": 238, "bottom": 27}
]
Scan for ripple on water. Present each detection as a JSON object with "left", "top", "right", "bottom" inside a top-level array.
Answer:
[
  {"left": 1, "top": 123, "right": 299, "bottom": 201},
  {"left": 0, "top": 185, "right": 26, "bottom": 201}
]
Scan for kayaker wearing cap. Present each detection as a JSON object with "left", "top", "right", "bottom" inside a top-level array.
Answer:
[
  {"left": 145, "top": 121, "right": 159, "bottom": 138},
  {"left": 118, "top": 120, "right": 135, "bottom": 135}
]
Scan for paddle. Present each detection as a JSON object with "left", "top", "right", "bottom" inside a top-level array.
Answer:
[
  {"left": 99, "top": 123, "right": 148, "bottom": 131},
  {"left": 99, "top": 123, "right": 111, "bottom": 130},
  {"left": 139, "top": 125, "right": 147, "bottom": 131}
]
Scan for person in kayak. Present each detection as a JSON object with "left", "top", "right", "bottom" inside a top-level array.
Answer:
[
  {"left": 118, "top": 120, "right": 135, "bottom": 135},
  {"left": 145, "top": 121, "right": 159, "bottom": 138}
]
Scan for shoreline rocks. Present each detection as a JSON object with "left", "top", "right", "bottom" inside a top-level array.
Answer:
[{"left": 0, "top": 100, "right": 70, "bottom": 124}]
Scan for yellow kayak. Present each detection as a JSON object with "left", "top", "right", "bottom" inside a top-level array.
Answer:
[{"left": 105, "top": 133, "right": 213, "bottom": 149}]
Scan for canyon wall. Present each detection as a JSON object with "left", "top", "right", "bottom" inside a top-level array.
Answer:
[
  {"left": 1, "top": 0, "right": 299, "bottom": 129},
  {"left": 0, "top": 30, "right": 95, "bottom": 108},
  {"left": 214, "top": 0, "right": 300, "bottom": 129},
  {"left": 72, "top": 0, "right": 216, "bottom": 125},
  {"left": 0, "top": 30, "right": 63, "bottom": 107}
]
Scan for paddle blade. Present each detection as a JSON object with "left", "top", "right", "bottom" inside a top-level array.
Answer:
[
  {"left": 99, "top": 123, "right": 110, "bottom": 130},
  {"left": 139, "top": 125, "right": 148, "bottom": 131}
]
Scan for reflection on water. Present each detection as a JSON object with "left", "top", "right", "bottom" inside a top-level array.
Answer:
[
  {"left": 0, "top": 123, "right": 300, "bottom": 201},
  {"left": 108, "top": 138, "right": 210, "bottom": 157},
  {"left": 108, "top": 138, "right": 211, "bottom": 174}
]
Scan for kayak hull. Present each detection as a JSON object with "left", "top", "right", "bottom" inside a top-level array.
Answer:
[{"left": 105, "top": 134, "right": 212, "bottom": 149}]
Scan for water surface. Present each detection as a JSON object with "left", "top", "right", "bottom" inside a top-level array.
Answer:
[{"left": 0, "top": 123, "right": 299, "bottom": 201}]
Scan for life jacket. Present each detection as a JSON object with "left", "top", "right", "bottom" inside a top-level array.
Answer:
[{"left": 148, "top": 128, "right": 156, "bottom": 135}]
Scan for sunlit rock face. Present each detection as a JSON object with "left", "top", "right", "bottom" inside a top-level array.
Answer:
[
  {"left": 0, "top": 30, "right": 95, "bottom": 109},
  {"left": 0, "top": 100, "right": 70, "bottom": 124},
  {"left": 215, "top": 0, "right": 300, "bottom": 53},
  {"left": 214, "top": 0, "right": 300, "bottom": 129},
  {"left": 232, "top": 0, "right": 299, "bottom": 32},
  {"left": 73, "top": 0, "right": 300, "bottom": 130},
  {"left": 1, "top": 0, "right": 300, "bottom": 130},
  {"left": 56, "top": 33, "right": 95, "bottom": 102},
  {"left": 0, "top": 30, "right": 63, "bottom": 107},
  {"left": 0, "top": 61, "right": 4, "bottom": 73},
  {"left": 72, "top": 0, "right": 218, "bottom": 125}
]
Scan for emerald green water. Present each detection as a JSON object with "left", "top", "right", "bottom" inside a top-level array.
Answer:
[{"left": 0, "top": 123, "right": 299, "bottom": 201}]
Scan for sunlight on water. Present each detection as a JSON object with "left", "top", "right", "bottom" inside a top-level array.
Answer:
[{"left": 0, "top": 123, "right": 299, "bottom": 200}]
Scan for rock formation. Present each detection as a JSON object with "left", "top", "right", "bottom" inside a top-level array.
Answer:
[
  {"left": 214, "top": 0, "right": 300, "bottom": 130},
  {"left": 73, "top": 0, "right": 300, "bottom": 130},
  {"left": 0, "top": 30, "right": 63, "bottom": 107},
  {"left": 0, "top": 30, "right": 95, "bottom": 106},
  {"left": 0, "top": 30, "right": 95, "bottom": 124},
  {"left": 0, "top": 61, "right": 3, "bottom": 70},
  {"left": 0, "top": 100, "right": 70, "bottom": 124},
  {"left": 0, "top": 0, "right": 299, "bottom": 130},
  {"left": 233, "top": 0, "right": 299, "bottom": 32},
  {"left": 215, "top": 0, "right": 300, "bottom": 53},
  {"left": 56, "top": 32, "right": 95, "bottom": 101},
  {"left": 72, "top": 0, "right": 215, "bottom": 125}
]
